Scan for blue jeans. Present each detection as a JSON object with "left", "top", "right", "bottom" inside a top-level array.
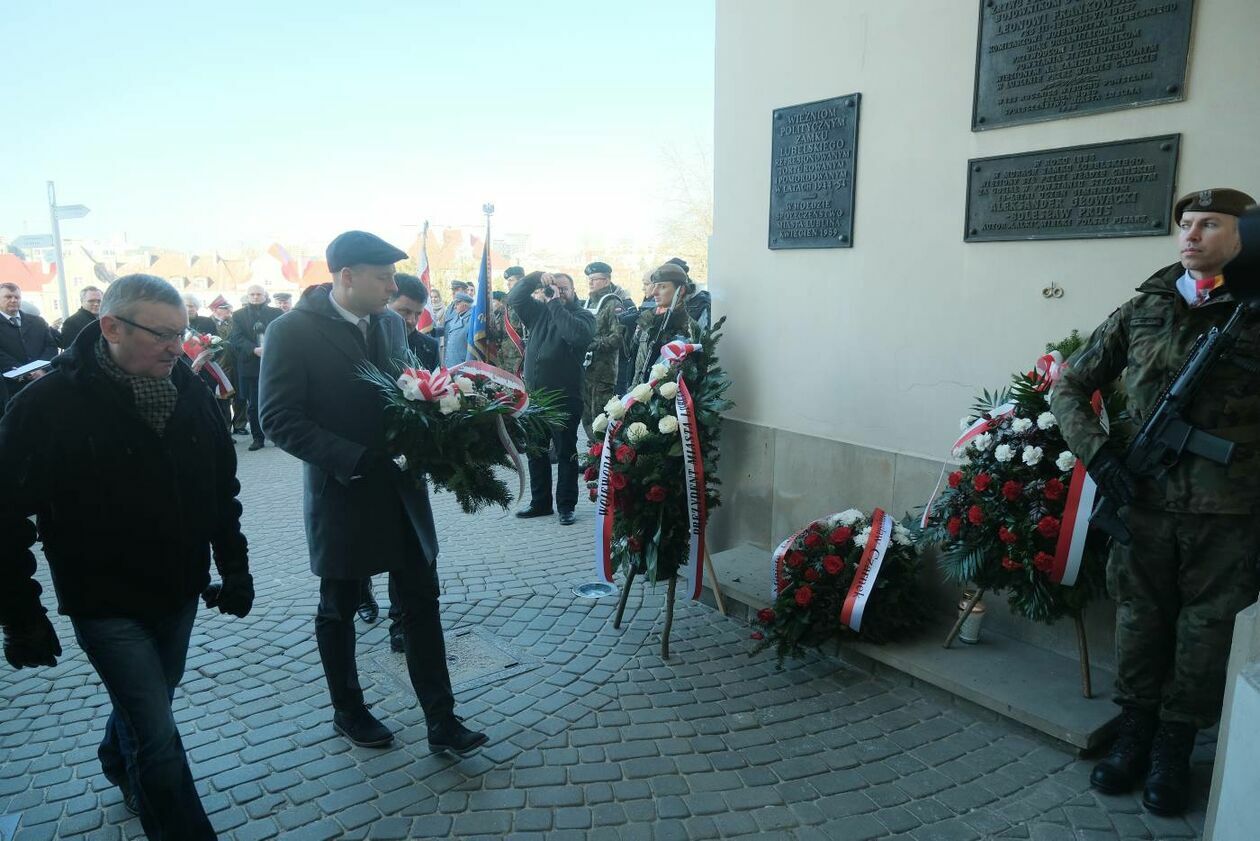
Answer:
[{"left": 71, "top": 599, "right": 215, "bottom": 840}]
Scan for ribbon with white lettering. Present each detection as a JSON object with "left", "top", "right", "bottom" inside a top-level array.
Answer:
[
  {"left": 771, "top": 526, "right": 811, "bottom": 598},
  {"left": 839, "top": 509, "right": 892, "bottom": 632},
  {"left": 676, "top": 377, "right": 706, "bottom": 600},
  {"left": 1050, "top": 391, "right": 1107, "bottom": 587}
]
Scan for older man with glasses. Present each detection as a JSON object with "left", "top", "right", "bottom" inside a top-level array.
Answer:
[{"left": 0, "top": 273, "right": 253, "bottom": 839}]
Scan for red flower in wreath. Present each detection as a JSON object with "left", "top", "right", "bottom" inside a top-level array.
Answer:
[
  {"left": 794, "top": 585, "right": 814, "bottom": 607},
  {"left": 1033, "top": 551, "right": 1055, "bottom": 572},
  {"left": 828, "top": 526, "right": 853, "bottom": 545},
  {"left": 589, "top": 442, "right": 603, "bottom": 458},
  {"left": 973, "top": 473, "right": 993, "bottom": 492},
  {"left": 583, "top": 466, "right": 597, "bottom": 482},
  {"left": 1043, "top": 478, "right": 1066, "bottom": 501},
  {"left": 610, "top": 472, "right": 628, "bottom": 491},
  {"left": 804, "top": 567, "right": 820, "bottom": 582},
  {"left": 998, "top": 526, "right": 1018, "bottom": 545},
  {"left": 756, "top": 608, "right": 776, "bottom": 624},
  {"left": 627, "top": 536, "right": 643, "bottom": 552},
  {"left": 784, "top": 550, "right": 805, "bottom": 569},
  {"left": 947, "top": 517, "right": 962, "bottom": 538},
  {"left": 803, "top": 532, "right": 823, "bottom": 550},
  {"left": 1001, "top": 556, "right": 1021, "bottom": 571},
  {"left": 1001, "top": 480, "right": 1023, "bottom": 502},
  {"left": 615, "top": 444, "right": 636, "bottom": 464},
  {"left": 750, "top": 631, "right": 765, "bottom": 641},
  {"left": 947, "top": 471, "right": 963, "bottom": 488},
  {"left": 1036, "top": 515, "right": 1061, "bottom": 539},
  {"left": 822, "top": 554, "right": 844, "bottom": 575},
  {"left": 645, "top": 485, "right": 667, "bottom": 503},
  {"left": 967, "top": 505, "right": 985, "bottom": 525}
]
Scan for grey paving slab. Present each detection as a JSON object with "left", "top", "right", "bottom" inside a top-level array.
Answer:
[{"left": 0, "top": 444, "right": 1212, "bottom": 839}]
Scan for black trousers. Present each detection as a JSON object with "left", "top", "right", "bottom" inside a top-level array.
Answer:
[
  {"left": 360, "top": 577, "right": 403, "bottom": 637},
  {"left": 240, "top": 374, "right": 263, "bottom": 442},
  {"left": 316, "top": 559, "right": 454, "bottom": 723},
  {"left": 527, "top": 392, "right": 582, "bottom": 512}
]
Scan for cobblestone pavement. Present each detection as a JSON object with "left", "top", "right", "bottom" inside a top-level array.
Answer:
[{"left": 0, "top": 443, "right": 1214, "bottom": 840}]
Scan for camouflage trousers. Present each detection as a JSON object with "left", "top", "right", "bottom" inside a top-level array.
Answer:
[
  {"left": 1108, "top": 505, "right": 1260, "bottom": 728},
  {"left": 581, "top": 375, "right": 618, "bottom": 440}
]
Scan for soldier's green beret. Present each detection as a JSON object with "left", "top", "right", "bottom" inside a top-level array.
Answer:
[
  {"left": 650, "top": 263, "right": 689, "bottom": 287},
  {"left": 1174, "top": 188, "right": 1256, "bottom": 223}
]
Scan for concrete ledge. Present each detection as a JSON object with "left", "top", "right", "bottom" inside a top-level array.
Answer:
[{"left": 705, "top": 542, "right": 1120, "bottom": 752}]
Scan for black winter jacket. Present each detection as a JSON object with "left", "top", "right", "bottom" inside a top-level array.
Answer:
[
  {"left": 0, "top": 322, "right": 249, "bottom": 623},
  {"left": 506, "top": 272, "right": 595, "bottom": 395}
]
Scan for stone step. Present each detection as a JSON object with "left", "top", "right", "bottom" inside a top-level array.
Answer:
[{"left": 703, "top": 542, "right": 1120, "bottom": 751}]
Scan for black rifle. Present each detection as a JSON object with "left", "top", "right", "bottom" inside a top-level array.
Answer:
[{"left": 1092, "top": 300, "right": 1258, "bottom": 544}]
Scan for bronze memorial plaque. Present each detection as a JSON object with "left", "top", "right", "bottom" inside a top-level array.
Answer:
[
  {"left": 769, "top": 93, "right": 860, "bottom": 250},
  {"left": 973, "top": 0, "right": 1195, "bottom": 131},
  {"left": 965, "top": 134, "right": 1180, "bottom": 242}
]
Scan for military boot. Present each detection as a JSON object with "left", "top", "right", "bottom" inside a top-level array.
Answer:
[
  {"left": 1090, "top": 707, "right": 1157, "bottom": 795},
  {"left": 1142, "top": 721, "right": 1197, "bottom": 816}
]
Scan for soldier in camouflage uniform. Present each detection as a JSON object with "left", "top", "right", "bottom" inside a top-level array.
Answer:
[
  {"left": 629, "top": 263, "right": 699, "bottom": 385},
  {"left": 496, "top": 266, "right": 527, "bottom": 376},
  {"left": 1051, "top": 187, "right": 1260, "bottom": 817},
  {"left": 580, "top": 261, "right": 635, "bottom": 438}
]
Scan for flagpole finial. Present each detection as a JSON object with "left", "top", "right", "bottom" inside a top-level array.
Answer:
[{"left": 482, "top": 202, "right": 494, "bottom": 216}]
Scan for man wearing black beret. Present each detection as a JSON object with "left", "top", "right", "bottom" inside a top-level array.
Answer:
[
  {"left": 581, "top": 261, "right": 635, "bottom": 438},
  {"left": 260, "top": 230, "right": 486, "bottom": 755}
]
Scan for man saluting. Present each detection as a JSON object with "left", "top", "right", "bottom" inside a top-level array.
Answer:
[{"left": 260, "top": 231, "right": 486, "bottom": 754}]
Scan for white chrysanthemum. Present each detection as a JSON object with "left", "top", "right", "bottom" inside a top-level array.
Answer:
[
  {"left": 959, "top": 416, "right": 974, "bottom": 432},
  {"left": 605, "top": 398, "right": 627, "bottom": 420},
  {"left": 626, "top": 422, "right": 649, "bottom": 443},
  {"left": 592, "top": 413, "right": 609, "bottom": 434},
  {"left": 892, "top": 523, "right": 912, "bottom": 546},
  {"left": 453, "top": 376, "right": 474, "bottom": 395},
  {"left": 631, "top": 383, "right": 653, "bottom": 402},
  {"left": 658, "top": 416, "right": 679, "bottom": 435},
  {"left": 1022, "top": 446, "right": 1044, "bottom": 466},
  {"left": 855, "top": 528, "right": 873, "bottom": 547},
  {"left": 1011, "top": 417, "right": 1033, "bottom": 434},
  {"left": 650, "top": 363, "right": 670, "bottom": 381},
  {"left": 658, "top": 381, "right": 679, "bottom": 400},
  {"left": 1037, "top": 411, "right": 1057, "bottom": 430},
  {"left": 837, "top": 509, "right": 864, "bottom": 527},
  {"left": 994, "top": 444, "right": 1014, "bottom": 463},
  {"left": 438, "top": 394, "right": 461, "bottom": 415},
  {"left": 971, "top": 432, "right": 992, "bottom": 452},
  {"left": 1056, "top": 451, "right": 1077, "bottom": 472},
  {"left": 397, "top": 373, "right": 422, "bottom": 402},
  {"left": 952, "top": 446, "right": 965, "bottom": 459}
]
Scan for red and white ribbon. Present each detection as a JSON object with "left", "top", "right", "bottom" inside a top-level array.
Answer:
[
  {"left": 659, "top": 341, "right": 702, "bottom": 364},
  {"left": 1031, "top": 351, "right": 1066, "bottom": 393},
  {"left": 771, "top": 525, "right": 811, "bottom": 598},
  {"left": 399, "top": 366, "right": 454, "bottom": 401},
  {"left": 451, "top": 360, "right": 530, "bottom": 415},
  {"left": 204, "top": 360, "right": 233, "bottom": 399},
  {"left": 676, "top": 377, "right": 706, "bottom": 600},
  {"left": 840, "top": 509, "right": 892, "bottom": 632},
  {"left": 1048, "top": 392, "right": 1107, "bottom": 587},
  {"left": 921, "top": 401, "right": 1017, "bottom": 527}
]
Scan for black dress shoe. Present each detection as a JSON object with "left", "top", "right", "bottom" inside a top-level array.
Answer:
[
  {"left": 1091, "top": 707, "right": 1157, "bottom": 795},
  {"left": 428, "top": 717, "right": 488, "bottom": 755},
  {"left": 232, "top": 428, "right": 249, "bottom": 436},
  {"left": 515, "top": 505, "right": 554, "bottom": 519},
  {"left": 109, "top": 774, "right": 139, "bottom": 815},
  {"left": 558, "top": 509, "right": 576, "bottom": 526},
  {"left": 390, "top": 632, "right": 405, "bottom": 653},
  {"left": 333, "top": 707, "right": 393, "bottom": 748},
  {"left": 357, "top": 584, "right": 379, "bottom": 623},
  {"left": 1142, "top": 721, "right": 1197, "bottom": 816},
  {"left": 248, "top": 440, "right": 264, "bottom": 451}
]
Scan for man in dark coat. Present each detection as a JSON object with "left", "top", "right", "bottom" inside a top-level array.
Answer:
[
  {"left": 0, "top": 273, "right": 252, "bottom": 839},
  {"left": 229, "top": 284, "right": 282, "bottom": 451},
  {"left": 0, "top": 282, "right": 60, "bottom": 410},
  {"left": 57, "top": 285, "right": 103, "bottom": 349},
  {"left": 260, "top": 231, "right": 486, "bottom": 754},
  {"left": 507, "top": 271, "right": 596, "bottom": 525}
]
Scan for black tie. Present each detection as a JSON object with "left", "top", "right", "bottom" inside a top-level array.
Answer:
[{"left": 7, "top": 317, "right": 18, "bottom": 328}]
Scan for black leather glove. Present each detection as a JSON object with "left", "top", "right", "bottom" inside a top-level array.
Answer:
[
  {"left": 202, "top": 573, "right": 254, "bottom": 618},
  {"left": 353, "top": 448, "right": 398, "bottom": 481},
  {"left": 3, "top": 616, "right": 62, "bottom": 669},
  {"left": 1087, "top": 446, "right": 1137, "bottom": 508}
]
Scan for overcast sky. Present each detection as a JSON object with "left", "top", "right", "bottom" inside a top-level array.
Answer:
[{"left": 3, "top": 0, "right": 713, "bottom": 252}]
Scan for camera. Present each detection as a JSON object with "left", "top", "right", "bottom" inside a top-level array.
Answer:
[{"left": 543, "top": 284, "right": 556, "bottom": 300}]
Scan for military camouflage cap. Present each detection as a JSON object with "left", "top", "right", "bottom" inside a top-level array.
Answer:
[{"left": 1174, "top": 188, "right": 1256, "bottom": 222}]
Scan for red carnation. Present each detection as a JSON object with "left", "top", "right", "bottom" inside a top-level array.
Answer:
[
  {"left": 610, "top": 472, "right": 628, "bottom": 490},
  {"left": 967, "top": 505, "right": 985, "bottom": 525},
  {"left": 756, "top": 608, "right": 776, "bottom": 624},
  {"left": 972, "top": 473, "right": 993, "bottom": 492},
  {"left": 828, "top": 526, "right": 853, "bottom": 545},
  {"left": 1043, "top": 478, "right": 1066, "bottom": 501},
  {"left": 615, "top": 445, "right": 636, "bottom": 464},
  {"left": 784, "top": 550, "right": 805, "bottom": 569},
  {"left": 1001, "top": 556, "right": 1021, "bottom": 571},
  {"left": 822, "top": 555, "right": 844, "bottom": 575},
  {"left": 628, "top": 536, "right": 643, "bottom": 553},
  {"left": 1034, "top": 551, "right": 1055, "bottom": 572},
  {"left": 998, "top": 526, "right": 1018, "bottom": 545},
  {"left": 583, "top": 466, "right": 597, "bottom": 482},
  {"left": 645, "top": 485, "right": 667, "bottom": 503},
  {"left": 589, "top": 442, "right": 603, "bottom": 458},
  {"left": 947, "top": 471, "right": 963, "bottom": 488},
  {"left": 750, "top": 631, "right": 765, "bottom": 641},
  {"left": 1036, "top": 516, "right": 1061, "bottom": 539},
  {"left": 947, "top": 517, "right": 962, "bottom": 538},
  {"left": 794, "top": 586, "right": 814, "bottom": 607},
  {"left": 1001, "top": 480, "right": 1023, "bottom": 502},
  {"left": 803, "top": 532, "right": 824, "bottom": 550},
  {"left": 804, "top": 567, "right": 820, "bottom": 582}
]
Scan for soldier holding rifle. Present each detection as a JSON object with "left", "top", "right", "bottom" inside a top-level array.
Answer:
[{"left": 1051, "top": 188, "right": 1260, "bottom": 817}]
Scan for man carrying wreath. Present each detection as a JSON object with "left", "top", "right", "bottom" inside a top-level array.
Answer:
[{"left": 260, "top": 230, "right": 486, "bottom": 755}]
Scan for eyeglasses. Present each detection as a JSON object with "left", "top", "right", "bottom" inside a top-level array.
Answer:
[{"left": 113, "top": 315, "right": 187, "bottom": 345}]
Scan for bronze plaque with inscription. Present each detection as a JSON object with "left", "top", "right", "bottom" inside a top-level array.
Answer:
[
  {"left": 965, "top": 134, "right": 1180, "bottom": 242},
  {"left": 769, "top": 94, "right": 860, "bottom": 250},
  {"left": 973, "top": 0, "right": 1195, "bottom": 131}
]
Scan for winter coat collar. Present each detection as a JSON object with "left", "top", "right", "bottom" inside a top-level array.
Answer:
[{"left": 1138, "top": 261, "right": 1238, "bottom": 307}]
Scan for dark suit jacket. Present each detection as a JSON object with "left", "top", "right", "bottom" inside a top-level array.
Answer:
[
  {"left": 409, "top": 330, "right": 439, "bottom": 370},
  {"left": 0, "top": 313, "right": 59, "bottom": 399},
  {"left": 259, "top": 284, "right": 438, "bottom": 578},
  {"left": 228, "top": 304, "right": 282, "bottom": 378},
  {"left": 57, "top": 308, "right": 98, "bottom": 349}
]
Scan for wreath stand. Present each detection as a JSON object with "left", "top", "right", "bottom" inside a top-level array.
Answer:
[
  {"left": 612, "top": 546, "right": 727, "bottom": 658},
  {"left": 942, "top": 588, "right": 1093, "bottom": 698}
]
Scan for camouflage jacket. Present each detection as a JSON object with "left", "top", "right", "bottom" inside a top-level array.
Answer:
[
  {"left": 1051, "top": 261, "right": 1260, "bottom": 514},
  {"left": 631, "top": 304, "right": 698, "bottom": 386},
  {"left": 494, "top": 307, "right": 525, "bottom": 375},
  {"left": 584, "top": 285, "right": 634, "bottom": 384}
]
